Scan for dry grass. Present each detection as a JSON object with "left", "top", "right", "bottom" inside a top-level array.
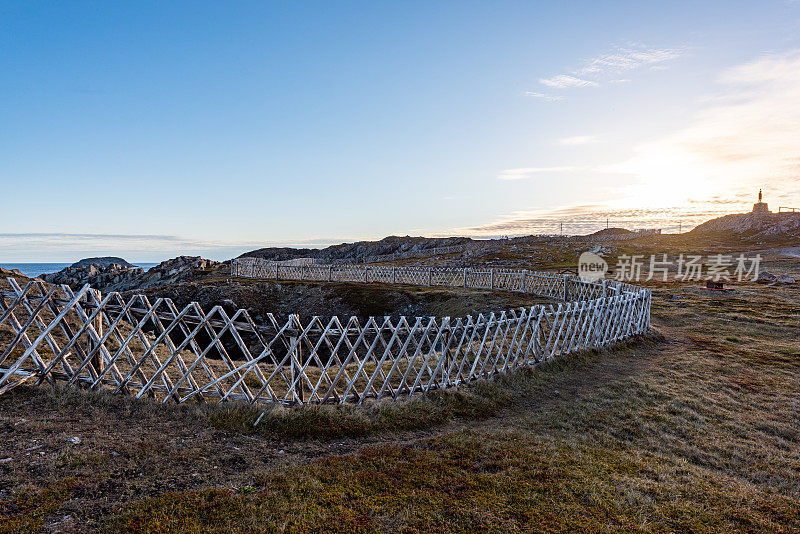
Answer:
[{"left": 2, "top": 255, "right": 799, "bottom": 532}]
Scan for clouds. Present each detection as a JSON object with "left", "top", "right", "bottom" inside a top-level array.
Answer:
[
  {"left": 486, "top": 50, "right": 800, "bottom": 237},
  {"left": 531, "top": 45, "right": 683, "bottom": 101},
  {"left": 523, "top": 91, "right": 563, "bottom": 101},
  {"left": 539, "top": 75, "right": 597, "bottom": 88},
  {"left": 497, "top": 166, "right": 588, "bottom": 180},
  {"left": 450, "top": 203, "right": 737, "bottom": 237},
  {"left": 575, "top": 47, "right": 683, "bottom": 77},
  {"left": 606, "top": 50, "right": 800, "bottom": 206}
]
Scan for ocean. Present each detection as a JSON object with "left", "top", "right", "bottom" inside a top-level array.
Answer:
[{"left": 0, "top": 263, "right": 159, "bottom": 278}]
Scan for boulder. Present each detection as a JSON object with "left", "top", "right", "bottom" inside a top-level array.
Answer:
[
  {"left": 756, "top": 271, "right": 777, "bottom": 283},
  {"left": 0, "top": 267, "right": 24, "bottom": 277},
  {"left": 755, "top": 270, "right": 796, "bottom": 284}
]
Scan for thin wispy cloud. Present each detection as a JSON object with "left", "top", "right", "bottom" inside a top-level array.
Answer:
[
  {"left": 558, "top": 135, "right": 596, "bottom": 146},
  {"left": 576, "top": 47, "right": 683, "bottom": 77},
  {"left": 497, "top": 166, "right": 589, "bottom": 180},
  {"left": 534, "top": 45, "right": 683, "bottom": 98},
  {"left": 443, "top": 202, "right": 743, "bottom": 237},
  {"left": 539, "top": 75, "right": 597, "bottom": 88},
  {"left": 523, "top": 91, "right": 563, "bottom": 101}
]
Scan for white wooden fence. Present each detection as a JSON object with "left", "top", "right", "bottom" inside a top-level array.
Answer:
[{"left": 0, "top": 261, "right": 650, "bottom": 406}]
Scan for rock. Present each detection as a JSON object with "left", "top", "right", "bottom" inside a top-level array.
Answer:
[
  {"left": 239, "top": 235, "right": 473, "bottom": 264},
  {"left": 41, "top": 262, "right": 144, "bottom": 290},
  {"left": 587, "top": 245, "right": 611, "bottom": 257},
  {"left": 39, "top": 255, "right": 222, "bottom": 292},
  {"left": 66, "top": 437, "right": 81, "bottom": 444},
  {"left": 756, "top": 271, "right": 777, "bottom": 283},
  {"left": 70, "top": 257, "right": 134, "bottom": 269},
  {"left": 0, "top": 267, "right": 24, "bottom": 277},
  {"left": 114, "top": 256, "right": 223, "bottom": 292},
  {"left": 756, "top": 271, "right": 795, "bottom": 284}
]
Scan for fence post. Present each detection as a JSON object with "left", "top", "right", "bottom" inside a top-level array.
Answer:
[
  {"left": 602, "top": 279, "right": 607, "bottom": 298},
  {"left": 275, "top": 264, "right": 280, "bottom": 281},
  {"left": 490, "top": 269, "right": 494, "bottom": 289},
  {"left": 289, "top": 335, "right": 304, "bottom": 404},
  {"left": 428, "top": 268, "right": 432, "bottom": 286},
  {"left": 562, "top": 274, "right": 568, "bottom": 301},
  {"left": 392, "top": 266, "right": 396, "bottom": 284},
  {"left": 90, "top": 288, "right": 104, "bottom": 375},
  {"left": 463, "top": 268, "right": 467, "bottom": 288},
  {"left": 328, "top": 265, "right": 332, "bottom": 282},
  {"left": 364, "top": 266, "right": 369, "bottom": 283}
]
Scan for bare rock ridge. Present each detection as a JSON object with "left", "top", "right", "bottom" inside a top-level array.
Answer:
[
  {"left": 114, "top": 256, "right": 220, "bottom": 292},
  {"left": 41, "top": 262, "right": 143, "bottom": 290},
  {"left": 0, "top": 267, "right": 25, "bottom": 277},
  {"left": 41, "top": 256, "right": 221, "bottom": 292},
  {"left": 239, "top": 235, "right": 473, "bottom": 263}
]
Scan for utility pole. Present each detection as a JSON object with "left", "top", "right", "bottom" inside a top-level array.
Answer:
[
  {"left": 678, "top": 222, "right": 682, "bottom": 234},
  {"left": 560, "top": 221, "right": 563, "bottom": 235},
  {"left": 606, "top": 218, "right": 609, "bottom": 229}
]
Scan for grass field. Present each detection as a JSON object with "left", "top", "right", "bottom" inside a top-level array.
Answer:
[{"left": 1, "top": 254, "right": 798, "bottom": 533}]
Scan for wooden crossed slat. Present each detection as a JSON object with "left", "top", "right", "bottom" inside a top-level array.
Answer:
[{"left": 1, "top": 264, "right": 650, "bottom": 406}]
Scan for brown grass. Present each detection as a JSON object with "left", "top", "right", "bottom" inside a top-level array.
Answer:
[{"left": 1, "top": 255, "right": 799, "bottom": 532}]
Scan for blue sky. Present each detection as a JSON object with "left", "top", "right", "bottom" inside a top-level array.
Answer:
[{"left": 2, "top": 1, "right": 800, "bottom": 261}]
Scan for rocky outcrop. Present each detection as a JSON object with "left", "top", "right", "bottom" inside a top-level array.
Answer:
[
  {"left": 40, "top": 256, "right": 222, "bottom": 292},
  {"left": 113, "top": 256, "right": 221, "bottom": 291},
  {"left": 690, "top": 211, "right": 800, "bottom": 240},
  {"left": 239, "top": 236, "right": 473, "bottom": 264},
  {"left": 756, "top": 270, "right": 796, "bottom": 284},
  {"left": 41, "top": 263, "right": 143, "bottom": 289},
  {"left": 69, "top": 257, "right": 134, "bottom": 269},
  {"left": 0, "top": 267, "right": 25, "bottom": 278}
]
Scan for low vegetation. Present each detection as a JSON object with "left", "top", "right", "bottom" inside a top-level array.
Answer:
[{"left": 1, "top": 254, "right": 798, "bottom": 532}]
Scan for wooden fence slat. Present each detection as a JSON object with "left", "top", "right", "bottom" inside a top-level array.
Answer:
[{"left": 0, "top": 260, "right": 650, "bottom": 407}]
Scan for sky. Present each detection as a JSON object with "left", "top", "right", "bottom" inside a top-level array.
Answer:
[{"left": 2, "top": 1, "right": 800, "bottom": 262}]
